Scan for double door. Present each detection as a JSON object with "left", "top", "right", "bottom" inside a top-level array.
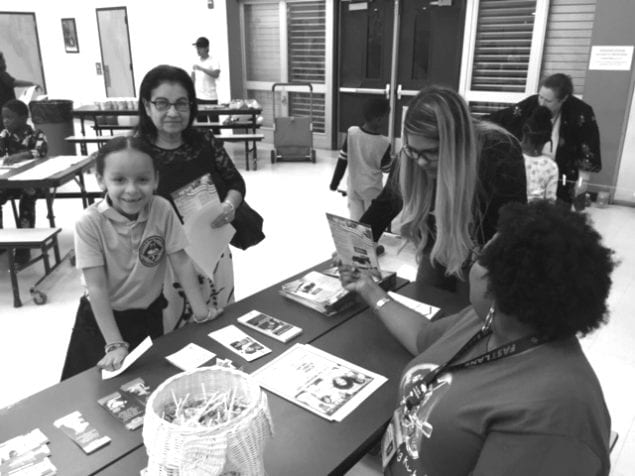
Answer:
[{"left": 338, "top": 0, "right": 466, "bottom": 146}]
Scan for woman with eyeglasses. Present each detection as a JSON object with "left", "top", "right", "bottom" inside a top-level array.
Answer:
[
  {"left": 135, "top": 64, "right": 245, "bottom": 318},
  {"left": 343, "top": 201, "right": 613, "bottom": 476},
  {"left": 358, "top": 85, "right": 527, "bottom": 298}
]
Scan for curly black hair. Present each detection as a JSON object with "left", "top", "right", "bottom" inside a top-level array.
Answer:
[{"left": 479, "top": 201, "right": 616, "bottom": 339}]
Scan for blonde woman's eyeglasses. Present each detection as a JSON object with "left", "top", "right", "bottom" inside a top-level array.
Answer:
[{"left": 401, "top": 143, "right": 439, "bottom": 165}]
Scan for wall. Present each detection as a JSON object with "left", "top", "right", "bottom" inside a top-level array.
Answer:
[
  {"left": 1, "top": 0, "right": 232, "bottom": 105},
  {"left": 582, "top": 0, "right": 635, "bottom": 199},
  {"left": 614, "top": 74, "right": 635, "bottom": 204}
]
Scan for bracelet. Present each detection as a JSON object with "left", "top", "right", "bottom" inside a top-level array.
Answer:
[
  {"left": 104, "top": 341, "right": 129, "bottom": 354},
  {"left": 193, "top": 308, "right": 215, "bottom": 324},
  {"left": 374, "top": 296, "right": 392, "bottom": 311}
]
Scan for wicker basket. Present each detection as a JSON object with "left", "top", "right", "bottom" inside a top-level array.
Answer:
[{"left": 143, "top": 366, "right": 272, "bottom": 476}]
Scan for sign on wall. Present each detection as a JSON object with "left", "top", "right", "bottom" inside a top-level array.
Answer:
[{"left": 589, "top": 45, "right": 634, "bottom": 71}]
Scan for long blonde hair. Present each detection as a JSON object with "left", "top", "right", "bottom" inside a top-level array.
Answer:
[{"left": 399, "top": 86, "right": 479, "bottom": 278}]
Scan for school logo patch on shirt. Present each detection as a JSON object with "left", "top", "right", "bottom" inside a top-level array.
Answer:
[{"left": 139, "top": 236, "right": 165, "bottom": 267}]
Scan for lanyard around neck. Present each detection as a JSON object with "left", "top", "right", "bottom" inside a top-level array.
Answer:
[{"left": 404, "top": 328, "right": 550, "bottom": 410}]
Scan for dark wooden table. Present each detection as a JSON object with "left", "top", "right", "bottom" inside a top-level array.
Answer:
[{"left": 0, "top": 265, "right": 469, "bottom": 476}]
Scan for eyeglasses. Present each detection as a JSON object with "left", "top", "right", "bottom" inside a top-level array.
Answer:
[
  {"left": 401, "top": 143, "right": 439, "bottom": 164},
  {"left": 149, "top": 98, "right": 191, "bottom": 112}
]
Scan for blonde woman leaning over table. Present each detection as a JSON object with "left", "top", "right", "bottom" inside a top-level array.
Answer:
[
  {"left": 135, "top": 65, "right": 245, "bottom": 320},
  {"left": 342, "top": 201, "right": 614, "bottom": 476},
  {"left": 358, "top": 86, "right": 527, "bottom": 300}
]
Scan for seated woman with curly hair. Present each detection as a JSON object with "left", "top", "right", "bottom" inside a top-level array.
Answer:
[{"left": 341, "top": 200, "right": 615, "bottom": 476}]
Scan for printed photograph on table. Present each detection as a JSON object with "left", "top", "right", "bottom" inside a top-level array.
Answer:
[
  {"left": 208, "top": 324, "right": 272, "bottom": 362},
  {"left": 61, "top": 18, "right": 79, "bottom": 53},
  {"left": 237, "top": 310, "right": 303, "bottom": 343}
]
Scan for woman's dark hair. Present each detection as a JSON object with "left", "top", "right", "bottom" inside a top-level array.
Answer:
[
  {"left": 479, "top": 200, "right": 616, "bottom": 339},
  {"left": 94, "top": 136, "right": 157, "bottom": 176},
  {"left": 521, "top": 105, "right": 552, "bottom": 152},
  {"left": 541, "top": 73, "right": 574, "bottom": 100},
  {"left": 136, "top": 64, "right": 198, "bottom": 141},
  {"left": 2, "top": 99, "right": 29, "bottom": 117}
]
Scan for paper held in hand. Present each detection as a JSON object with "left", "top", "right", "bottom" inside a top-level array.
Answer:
[
  {"left": 326, "top": 213, "right": 381, "bottom": 276},
  {"left": 171, "top": 174, "right": 235, "bottom": 280},
  {"left": 253, "top": 343, "right": 387, "bottom": 422}
]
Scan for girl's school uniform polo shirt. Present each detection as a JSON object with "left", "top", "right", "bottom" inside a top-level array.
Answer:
[{"left": 74, "top": 195, "right": 188, "bottom": 310}]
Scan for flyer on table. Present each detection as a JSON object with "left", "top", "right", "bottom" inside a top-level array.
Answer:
[{"left": 253, "top": 343, "right": 387, "bottom": 421}]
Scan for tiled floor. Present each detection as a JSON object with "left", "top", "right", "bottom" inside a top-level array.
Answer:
[{"left": 0, "top": 144, "right": 633, "bottom": 475}]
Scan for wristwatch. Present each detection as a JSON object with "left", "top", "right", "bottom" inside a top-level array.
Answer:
[{"left": 374, "top": 296, "right": 392, "bottom": 310}]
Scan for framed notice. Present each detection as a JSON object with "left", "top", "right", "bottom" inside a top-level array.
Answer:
[{"left": 61, "top": 18, "right": 79, "bottom": 53}]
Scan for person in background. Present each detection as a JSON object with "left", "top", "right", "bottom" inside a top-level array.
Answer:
[
  {"left": 136, "top": 64, "right": 245, "bottom": 310},
  {"left": 330, "top": 97, "right": 391, "bottom": 220},
  {"left": 61, "top": 136, "right": 221, "bottom": 380},
  {"left": 487, "top": 73, "right": 601, "bottom": 208},
  {"left": 191, "top": 37, "right": 221, "bottom": 124},
  {"left": 0, "top": 99, "right": 47, "bottom": 263},
  {"left": 357, "top": 86, "right": 526, "bottom": 299},
  {"left": 0, "top": 52, "right": 40, "bottom": 109},
  {"left": 521, "top": 105, "right": 559, "bottom": 202},
  {"left": 342, "top": 201, "right": 614, "bottom": 476}
]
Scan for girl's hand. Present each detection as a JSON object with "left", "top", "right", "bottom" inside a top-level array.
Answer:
[
  {"left": 98, "top": 347, "right": 129, "bottom": 372},
  {"left": 211, "top": 201, "right": 236, "bottom": 228},
  {"left": 192, "top": 307, "right": 224, "bottom": 324}
]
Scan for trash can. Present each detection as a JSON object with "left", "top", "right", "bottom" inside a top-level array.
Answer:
[{"left": 29, "top": 99, "right": 75, "bottom": 156}]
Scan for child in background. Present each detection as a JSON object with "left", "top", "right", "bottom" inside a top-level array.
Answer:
[
  {"left": 0, "top": 99, "right": 47, "bottom": 261},
  {"left": 521, "top": 105, "right": 559, "bottom": 202},
  {"left": 330, "top": 97, "right": 391, "bottom": 220},
  {"left": 61, "top": 136, "right": 222, "bottom": 380}
]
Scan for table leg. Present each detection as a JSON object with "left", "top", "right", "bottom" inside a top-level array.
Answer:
[
  {"left": 79, "top": 117, "right": 88, "bottom": 155},
  {"left": 44, "top": 189, "right": 56, "bottom": 228},
  {"left": 253, "top": 140, "right": 258, "bottom": 171},
  {"left": 7, "top": 248, "right": 22, "bottom": 307},
  {"left": 77, "top": 172, "right": 88, "bottom": 208},
  {"left": 244, "top": 141, "right": 250, "bottom": 171}
]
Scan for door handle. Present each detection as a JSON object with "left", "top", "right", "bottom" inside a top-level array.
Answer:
[
  {"left": 397, "top": 84, "right": 402, "bottom": 100},
  {"left": 104, "top": 65, "right": 111, "bottom": 89},
  {"left": 385, "top": 84, "right": 390, "bottom": 99}
]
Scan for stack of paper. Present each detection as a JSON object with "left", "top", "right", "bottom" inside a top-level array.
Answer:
[
  {"left": 0, "top": 428, "right": 56, "bottom": 475},
  {"left": 280, "top": 270, "right": 355, "bottom": 316}
]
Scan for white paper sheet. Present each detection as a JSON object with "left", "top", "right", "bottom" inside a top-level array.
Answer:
[
  {"left": 165, "top": 343, "right": 216, "bottom": 372},
  {"left": 101, "top": 336, "right": 153, "bottom": 380},
  {"left": 387, "top": 292, "right": 441, "bottom": 320},
  {"left": 184, "top": 202, "right": 235, "bottom": 280}
]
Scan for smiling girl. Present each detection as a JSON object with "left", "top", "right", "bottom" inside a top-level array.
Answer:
[{"left": 61, "top": 136, "right": 221, "bottom": 380}]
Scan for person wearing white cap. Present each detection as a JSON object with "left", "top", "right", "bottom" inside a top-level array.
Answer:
[{"left": 191, "top": 37, "right": 220, "bottom": 123}]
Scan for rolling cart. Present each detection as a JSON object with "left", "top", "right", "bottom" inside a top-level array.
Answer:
[{"left": 271, "top": 82, "right": 316, "bottom": 164}]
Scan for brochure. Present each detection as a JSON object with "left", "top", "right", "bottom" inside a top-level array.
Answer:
[
  {"left": 237, "top": 310, "right": 303, "bottom": 343},
  {"left": 208, "top": 325, "right": 272, "bottom": 362},
  {"left": 165, "top": 343, "right": 217, "bottom": 372},
  {"left": 0, "top": 429, "right": 54, "bottom": 475},
  {"left": 53, "top": 411, "right": 111, "bottom": 454},
  {"left": 280, "top": 270, "right": 355, "bottom": 316},
  {"left": 171, "top": 174, "right": 235, "bottom": 280},
  {"left": 387, "top": 292, "right": 442, "bottom": 320},
  {"left": 326, "top": 213, "right": 380, "bottom": 275},
  {"left": 119, "top": 377, "right": 153, "bottom": 407},
  {"left": 253, "top": 344, "right": 387, "bottom": 422},
  {"left": 98, "top": 391, "right": 145, "bottom": 431}
]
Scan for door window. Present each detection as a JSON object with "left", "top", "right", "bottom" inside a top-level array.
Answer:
[{"left": 242, "top": 0, "right": 330, "bottom": 139}]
